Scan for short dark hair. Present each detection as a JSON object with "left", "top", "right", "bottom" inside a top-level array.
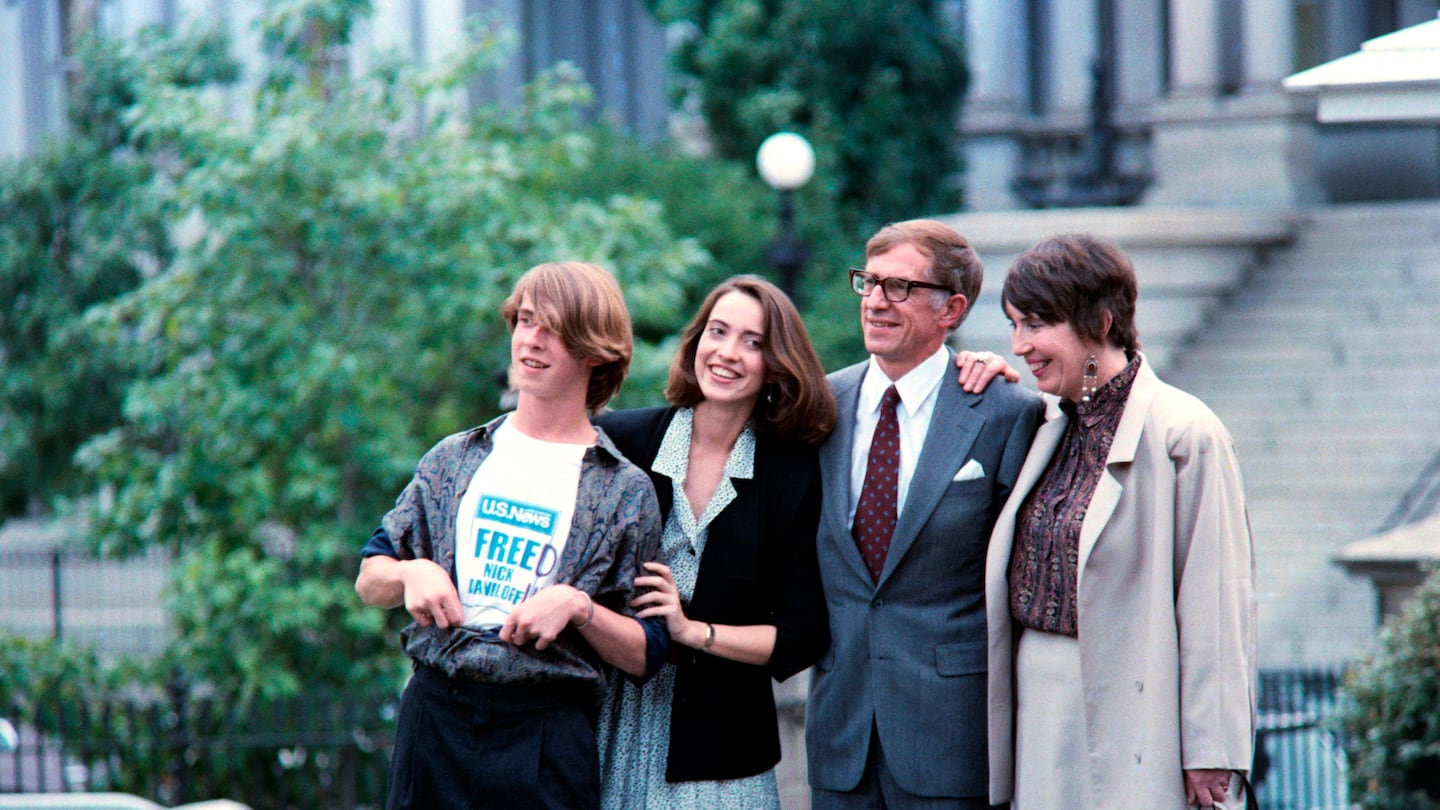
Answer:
[
  {"left": 865, "top": 219, "right": 983, "bottom": 327},
  {"left": 1001, "top": 233, "right": 1140, "bottom": 353},
  {"left": 665, "top": 276, "right": 837, "bottom": 446}
]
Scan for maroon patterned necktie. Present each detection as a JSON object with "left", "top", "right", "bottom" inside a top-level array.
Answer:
[{"left": 853, "top": 385, "right": 902, "bottom": 584}]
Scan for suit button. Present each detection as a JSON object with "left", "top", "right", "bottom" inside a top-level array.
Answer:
[{"left": 871, "top": 599, "right": 885, "bottom": 608}]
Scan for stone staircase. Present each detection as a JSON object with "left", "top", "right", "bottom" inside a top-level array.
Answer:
[{"left": 1163, "top": 200, "right": 1440, "bottom": 666}]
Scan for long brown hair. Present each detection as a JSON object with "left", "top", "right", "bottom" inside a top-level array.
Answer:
[{"left": 665, "top": 276, "right": 837, "bottom": 446}]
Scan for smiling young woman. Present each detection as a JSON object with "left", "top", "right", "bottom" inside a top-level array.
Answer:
[{"left": 591, "top": 275, "right": 836, "bottom": 809}]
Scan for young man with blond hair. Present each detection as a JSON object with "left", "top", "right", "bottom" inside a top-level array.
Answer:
[{"left": 356, "top": 261, "right": 663, "bottom": 809}]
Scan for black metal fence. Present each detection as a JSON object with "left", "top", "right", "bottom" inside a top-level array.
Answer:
[
  {"left": 0, "top": 675, "right": 397, "bottom": 809},
  {"left": 1253, "top": 667, "right": 1351, "bottom": 809},
  {"left": 2, "top": 665, "right": 1351, "bottom": 810}
]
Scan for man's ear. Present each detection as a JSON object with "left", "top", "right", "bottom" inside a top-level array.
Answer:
[{"left": 938, "top": 293, "right": 968, "bottom": 330}]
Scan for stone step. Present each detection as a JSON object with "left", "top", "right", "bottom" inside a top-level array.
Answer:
[
  {"left": 1248, "top": 504, "right": 1390, "bottom": 531},
  {"left": 1245, "top": 258, "right": 1440, "bottom": 285},
  {"left": 1244, "top": 449, "right": 1434, "bottom": 481},
  {"left": 1182, "top": 326, "right": 1440, "bottom": 358},
  {"left": 1199, "top": 303, "right": 1440, "bottom": 333},
  {"left": 1196, "top": 386, "right": 1437, "bottom": 414},
  {"left": 1167, "top": 344, "right": 1440, "bottom": 377},
  {"left": 1169, "top": 371, "right": 1440, "bottom": 397},
  {"left": 1286, "top": 199, "right": 1440, "bottom": 228},
  {"left": 1247, "top": 470, "right": 1422, "bottom": 497},
  {"left": 1224, "top": 426, "right": 1440, "bottom": 458},
  {"left": 1220, "top": 281, "right": 1440, "bottom": 308},
  {"left": 1233, "top": 448, "right": 1440, "bottom": 473},
  {"left": 1201, "top": 414, "right": 1436, "bottom": 442}
]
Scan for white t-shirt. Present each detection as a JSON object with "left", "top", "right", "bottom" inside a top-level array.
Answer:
[{"left": 453, "top": 420, "right": 587, "bottom": 629}]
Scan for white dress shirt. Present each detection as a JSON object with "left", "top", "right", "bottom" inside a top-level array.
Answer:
[{"left": 847, "top": 346, "right": 949, "bottom": 527}]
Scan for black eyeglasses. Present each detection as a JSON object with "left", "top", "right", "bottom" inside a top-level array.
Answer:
[{"left": 849, "top": 269, "right": 954, "bottom": 303}]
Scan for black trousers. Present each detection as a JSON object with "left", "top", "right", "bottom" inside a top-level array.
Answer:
[{"left": 387, "top": 665, "right": 599, "bottom": 810}]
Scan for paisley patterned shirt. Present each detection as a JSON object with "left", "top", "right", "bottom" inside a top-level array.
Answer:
[
  {"left": 380, "top": 413, "right": 662, "bottom": 697},
  {"left": 1009, "top": 355, "right": 1140, "bottom": 637}
]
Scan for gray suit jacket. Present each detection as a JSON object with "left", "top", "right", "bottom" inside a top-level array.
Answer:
[{"left": 806, "top": 350, "right": 1042, "bottom": 798}]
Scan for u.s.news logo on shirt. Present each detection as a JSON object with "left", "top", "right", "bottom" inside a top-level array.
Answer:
[{"left": 478, "top": 495, "right": 557, "bottom": 533}]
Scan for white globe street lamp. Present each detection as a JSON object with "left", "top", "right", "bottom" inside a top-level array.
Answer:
[
  {"left": 756, "top": 132, "right": 816, "bottom": 191},
  {"left": 755, "top": 132, "right": 815, "bottom": 301}
]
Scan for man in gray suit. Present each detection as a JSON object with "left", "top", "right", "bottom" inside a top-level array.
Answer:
[{"left": 807, "top": 219, "right": 1043, "bottom": 809}]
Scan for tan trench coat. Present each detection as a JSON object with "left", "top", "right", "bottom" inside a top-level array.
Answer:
[{"left": 985, "top": 356, "right": 1258, "bottom": 807}]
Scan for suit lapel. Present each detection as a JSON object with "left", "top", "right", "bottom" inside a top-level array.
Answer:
[
  {"left": 877, "top": 368, "right": 981, "bottom": 587},
  {"left": 821, "top": 364, "right": 873, "bottom": 584}
]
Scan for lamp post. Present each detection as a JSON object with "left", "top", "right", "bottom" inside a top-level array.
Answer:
[{"left": 756, "top": 131, "right": 815, "bottom": 303}]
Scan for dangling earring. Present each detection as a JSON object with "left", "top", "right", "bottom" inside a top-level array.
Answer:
[
  {"left": 765, "top": 385, "right": 777, "bottom": 405},
  {"left": 1080, "top": 355, "right": 1099, "bottom": 405}
]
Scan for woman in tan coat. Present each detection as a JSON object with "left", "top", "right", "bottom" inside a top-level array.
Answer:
[{"left": 983, "top": 234, "right": 1257, "bottom": 809}]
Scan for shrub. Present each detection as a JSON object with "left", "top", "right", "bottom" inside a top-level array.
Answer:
[{"left": 1338, "top": 564, "right": 1440, "bottom": 809}]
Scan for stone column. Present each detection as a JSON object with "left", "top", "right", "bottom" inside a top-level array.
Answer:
[
  {"left": 1145, "top": 0, "right": 1321, "bottom": 205},
  {"left": 958, "top": 0, "right": 1029, "bottom": 210},
  {"left": 1166, "top": 0, "right": 1220, "bottom": 98},
  {"left": 1050, "top": 0, "right": 1098, "bottom": 116},
  {"left": 1243, "top": 0, "right": 1295, "bottom": 89}
]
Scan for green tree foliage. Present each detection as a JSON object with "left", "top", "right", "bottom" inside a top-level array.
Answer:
[
  {"left": 1, "top": 1, "right": 888, "bottom": 802},
  {"left": 0, "top": 633, "right": 393, "bottom": 801},
  {"left": 63, "top": 1, "right": 703, "bottom": 705},
  {"left": 560, "top": 125, "right": 866, "bottom": 371},
  {"left": 0, "top": 31, "right": 235, "bottom": 518},
  {"left": 646, "top": 0, "right": 969, "bottom": 232},
  {"left": 1339, "top": 566, "right": 1440, "bottom": 808}
]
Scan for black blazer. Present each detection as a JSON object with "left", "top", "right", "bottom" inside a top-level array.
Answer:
[{"left": 594, "top": 406, "right": 829, "bottom": 782}]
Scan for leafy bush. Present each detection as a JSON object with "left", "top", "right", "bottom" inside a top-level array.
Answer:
[
  {"left": 0, "top": 30, "right": 236, "bottom": 518},
  {"left": 0, "top": 635, "right": 394, "bottom": 804},
  {"left": 1338, "top": 565, "right": 1440, "bottom": 809}
]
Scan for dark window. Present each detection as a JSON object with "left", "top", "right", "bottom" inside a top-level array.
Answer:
[
  {"left": 1217, "top": 0, "right": 1244, "bottom": 95},
  {"left": 1026, "top": 0, "right": 1050, "bottom": 115}
]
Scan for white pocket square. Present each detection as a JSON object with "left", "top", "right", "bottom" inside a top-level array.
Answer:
[{"left": 952, "top": 459, "right": 986, "bottom": 482}]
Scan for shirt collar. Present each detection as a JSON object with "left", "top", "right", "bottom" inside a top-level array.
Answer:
[
  {"left": 478, "top": 411, "right": 627, "bottom": 464},
  {"left": 652, "top": 407, "right": 756, "bottom": 482},
  {"left": 861, "top": 345, "right": 949, "bottom": 416}
]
